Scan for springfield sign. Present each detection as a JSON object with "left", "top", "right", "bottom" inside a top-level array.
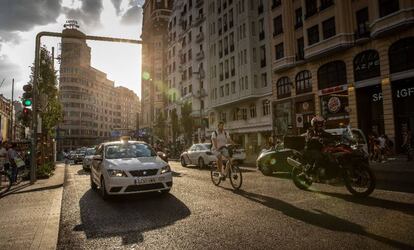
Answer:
[{"left": 395, "top": 86, "right": 414, "bottom": 98}]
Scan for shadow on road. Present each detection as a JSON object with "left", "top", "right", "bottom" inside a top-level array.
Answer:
[
  {"left": 233, "top": 189, "right": 412, "bottom": 249},
  {"left": 317, "top": 191, "right": 414, "bottom": 216},
  {"left": 77, "top": 169, "right": 90, "bottom": 176},
  {"left": 76, "top": 190, "right": 191, "bottom": 245}
]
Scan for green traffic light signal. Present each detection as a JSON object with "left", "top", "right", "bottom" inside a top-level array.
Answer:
[{"left": 23, "top": 99, "right": 32, "bottom": 106}]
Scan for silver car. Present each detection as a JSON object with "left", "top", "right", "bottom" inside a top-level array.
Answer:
[
  {"left": 180, "top": 143, "right": 217, "bottom": 168},
  {"left": 90, "top": 140, "right": 172, "bottom": 199},
  {"left": 82, "top": 148, "right": 96, "bottom": 171}
]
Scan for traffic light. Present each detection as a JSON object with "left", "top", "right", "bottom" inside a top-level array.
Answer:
[{"left": 22, "top": 84, "right": 33, "bottom": 107}]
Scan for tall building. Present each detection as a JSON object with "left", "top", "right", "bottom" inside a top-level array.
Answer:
[
  {"left": 116, "top": 86, "right": 141, "bottom": 131},
  {"left": 58, "top": 27, "right": 140, "bottom": 151},
  {"left": 166, "top": 0, "right": 209, "bottom": 142},
  {"left": 0, "top": 95, "right": 11, "bottom": 142},
  {"left": 141, "top": 0, "right": 173, "bottom": 138},
  {"left": 269, "top": 0, "right": 413, "bottom": 151},
  {"left": 205, "top": 0, "right": 273, "bottom": 157}
]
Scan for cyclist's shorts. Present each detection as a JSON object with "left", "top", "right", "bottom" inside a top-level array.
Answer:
[{"left": 213, "top": 147, "right": 230, "bottom": 158}]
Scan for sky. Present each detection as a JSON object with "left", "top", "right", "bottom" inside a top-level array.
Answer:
[{"left": 0, "top": 0, "right": 145, "bottom": 101}]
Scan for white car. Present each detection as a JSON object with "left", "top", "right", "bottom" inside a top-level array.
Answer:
[
  {"left": 226, "top": 144, "right": 246, "bottom": 164},
  {"left": 180, "top": 143, "right": 217, "bottom": 168},
  {"left": 90, "top": 140, "right": 172, "bottom": 199}
]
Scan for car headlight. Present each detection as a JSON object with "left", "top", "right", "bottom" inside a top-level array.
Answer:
[
  {"left": 107, "top": 169, "right": 127, "bottom": 177},
  {"left": 161, "top": 165, "right": 171, "bottom": 174}
]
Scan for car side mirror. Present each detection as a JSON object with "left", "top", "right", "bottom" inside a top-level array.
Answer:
[{"left": 93, "top": 155, "right": 103, "bottom": 161}]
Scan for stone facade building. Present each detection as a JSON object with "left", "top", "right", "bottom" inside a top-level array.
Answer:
[{"left": 269, "top": 0, "right": 413, "bottom": 151}]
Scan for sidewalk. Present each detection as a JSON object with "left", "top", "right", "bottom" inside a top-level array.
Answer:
[{"left": 0, "top": 163, "right": 65, "bottom": 250}]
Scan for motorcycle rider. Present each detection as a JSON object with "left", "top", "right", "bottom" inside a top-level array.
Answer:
[{"left": 305, "top": 116, "right": 335, "bottom": 173}]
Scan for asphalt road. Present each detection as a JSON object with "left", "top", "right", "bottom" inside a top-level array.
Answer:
[{"left": 57, "top": 162, "right": 414, "bottom": 249}]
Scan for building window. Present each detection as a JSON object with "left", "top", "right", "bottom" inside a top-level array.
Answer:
[
  {"left": 261, "top": 73, "right": 267, "bottom": 87},
  {"left": 225, "top": 83, "right": 230, "bottom": 95},
  {"left": 276, "top": 77, "right": 291, "bottom": 99},
  {"left": 260, "top": 45, "right": 266, "bottom": 68},
  {"left": 259, "top": 19, "right": 265, "bottom": 40},
  {"left": 262, "top": 100, "right": 270, "bottom": 116},
  {"left": 220, "top": 86, "right": 224, "bottom": 97},
  {"left": 389, "top": 37, "right": 414, "bottom": 74},
  {"left": 250, "top": 104, "right": 257, "bottom": 118},
  {"left": 295, "top": 70, "right": 312, "bottom": 94},
  {"left": 307, "top": 25, "right": 319, "bottom": 45},
  {"left": 305, "top": 0, "right": 317, "bottom": 18},
  {"left": 275, "top": 43, "right": 284, "bottom": 60},
  {"left": 317, "top": 60, "right": 347, "bottom": 89},
  {"left": 320, "top": 0, "right": 334, "bottom": 11},
  {"left": 378, "top": 0, "right": 399, "bottom": 18},
  {"left": 356, "top": 8, "right": 370, "bottom": 39},
  {"left": 354, "top": 50, "right": 380, "bottom": 82},
  {"left": 273, "top": 15, "right": 283, "bottom": 36},
  {"left": 297, "top": 37, "right": 304, "bottom": 60},
  {"left": 272, "top": 0, "right": 281, "bottom": 9},
  {"left": 231, "top": 81, "right": 236, "bottom": 93},
  {"left": 220, "top": 112, "right": 227, "bottom": 122},
  {"left": 295, "top": 8, "right": 303, "bottom": 29},
  {"left": 322, "top": 17, "right": 336, "bottom": 39}
]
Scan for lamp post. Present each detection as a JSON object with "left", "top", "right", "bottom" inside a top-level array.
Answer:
[
  {"left": 31, "top": 28, "right": 142, "bottom": 183},
  {"left": 192, "top": 63, "right": 207, "bottom": 143}
]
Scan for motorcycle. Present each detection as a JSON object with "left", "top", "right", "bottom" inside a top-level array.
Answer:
[{"left": 286, "top": 129, "right": 376, "bottom": 197}]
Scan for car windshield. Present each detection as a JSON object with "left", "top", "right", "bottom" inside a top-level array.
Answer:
[{"left": 105, "top": 143, "right": 156, "bottom": 159}]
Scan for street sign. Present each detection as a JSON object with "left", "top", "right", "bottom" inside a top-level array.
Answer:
[{"left": 296, "top": 114, "right": 304, "bottom": 128}]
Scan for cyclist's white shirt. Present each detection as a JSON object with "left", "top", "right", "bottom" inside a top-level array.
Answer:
[{"left": 211, "top": 130, "right": 230, "bottom": 150}]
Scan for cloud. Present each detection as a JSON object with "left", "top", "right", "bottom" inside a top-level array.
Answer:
[
  {"left": 111, "top": 0, "right": 123, "bottom": 15},
  {"left": 0, "top": 31, "right": 21, "bottom": 44},
  {"left": 0, "top": 0, "right": 62, "bottom": 32},
  {"left": 121, "top": 5, "right": 142, "bottom": 25},
  {"left": 63, "top": 0, "right": 104, "bottom": 29}
]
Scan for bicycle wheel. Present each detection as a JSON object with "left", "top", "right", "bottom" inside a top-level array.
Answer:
[
  {"left": 229, "top": 164, "right": 242, "bottom": 190},
  {"left": 210, "top": 162, "right": 221, "bottom": 186},
  {"left": 0, "top": 171, "right": 12, "bottom": 196}
]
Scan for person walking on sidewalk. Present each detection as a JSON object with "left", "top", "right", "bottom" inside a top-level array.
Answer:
[
  {"left": 0, "top": 142, "right": 7, "bottom": 170},
  {"left": 402, "top": 128, "right": 412, "bottom": 161},
  {"left": 7, "top": 143, "right": 18, "bottom": 184}
]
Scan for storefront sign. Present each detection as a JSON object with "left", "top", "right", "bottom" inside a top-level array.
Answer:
[
  {"left": 327, "top": 96, "right": 341, "bottom": 113},
  {"left": 396, "top": 87, "right": 414, "bottom": 98},
  {"left": 318, "top": 84, "right": 348, "bottom": 96},
  {"left": 372, "top": 93, "right": 383, "bottom": 102}
]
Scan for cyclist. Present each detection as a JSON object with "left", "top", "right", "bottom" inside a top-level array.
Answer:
[{"left": 211, "top": 121, "right": 235, "bottom": 179}]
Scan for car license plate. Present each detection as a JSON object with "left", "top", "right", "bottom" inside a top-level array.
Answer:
[{"left": 134, "top": 177, "right": 156, "bottom": 185}]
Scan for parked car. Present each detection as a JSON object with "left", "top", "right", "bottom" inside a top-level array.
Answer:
[
  {"left": 90, "top": 140, "right": 172, "bottom": 199},
  {"left": 180, "top": 143, "right": 217, "bottom": 168},
  {"left": 73, "top": 149, "right": 86, "bottom": 164},
  {"left": 82, "top": 147, "right": 96, "bottom": 171},
  {"left": 226, "top": 144, "right": 246, "bottom": 164}
]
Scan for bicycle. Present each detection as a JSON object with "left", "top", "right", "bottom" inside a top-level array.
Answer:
[
  {"left": 210, "top": 146, "right": 243, "bottom": 190},
  {"left": 0, "top": 169, "right": 12, "bottom": 196}
]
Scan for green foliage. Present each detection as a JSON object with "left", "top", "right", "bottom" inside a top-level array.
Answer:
[
  {"left": 36, "top": 162, "right": 55, "bottom": 179},
  {"left": 181, "top": 102, "right": 194, "bottom": 144}
]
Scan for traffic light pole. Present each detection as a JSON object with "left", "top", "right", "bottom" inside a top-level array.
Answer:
[{"left": 31, "top": 31, "right": 142, "bottom": 183}]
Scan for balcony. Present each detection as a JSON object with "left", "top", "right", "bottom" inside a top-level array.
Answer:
[
  {"left": 304, "top": 33, "right": 354, "bottom": 60},
  {"left": 196, "top": 0, "right": 203, "bottom": 8},
  {"left": 196, "top": 32, "right": 204, "bottom": 42},
  {"left": 194, "top": 14, "right": 205, "bottom": 27},
  {"left": 370, "top": 8, "right": 414, "bottom": 38},
  {"left": 151, "top": 9, "right": 172, "bottom": 23},
  {"left": 196, "top": 50, "right": 205, "bottom": 60},
  {"left": 273, "top": 56, "right": 296, "bottom": 73}
]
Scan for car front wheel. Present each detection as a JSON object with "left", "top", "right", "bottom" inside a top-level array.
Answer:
[
  {"left": 181, "top": 157, "right": 187, "bottom": 167},
  {"left": 198, "top": 157, "right": 205, "bottom": 169},
  {"left": 100, "top": 177, "right": 110, "bottom": 200}
]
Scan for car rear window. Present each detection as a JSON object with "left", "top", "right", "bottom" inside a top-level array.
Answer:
[{"left": 105, "top": 143, "right": 156, "bottom": 159}]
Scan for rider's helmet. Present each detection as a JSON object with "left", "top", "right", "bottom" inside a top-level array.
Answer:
[{"left": 311, "top": 116, "right": 325, "bottom": 130}]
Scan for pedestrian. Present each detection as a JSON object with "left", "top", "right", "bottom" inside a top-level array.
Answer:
[
  {"left": 402, "top": 128, "right": 412, "bottom": 161},
  {"left": 7, "top": 143, "right": 19, "bottom": 184},
  {"left": 378, "top": 135, "right": 387, "bottom": 162},
  {"left": 0, "top": 141, "right": 8, "bottom": 171}
]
